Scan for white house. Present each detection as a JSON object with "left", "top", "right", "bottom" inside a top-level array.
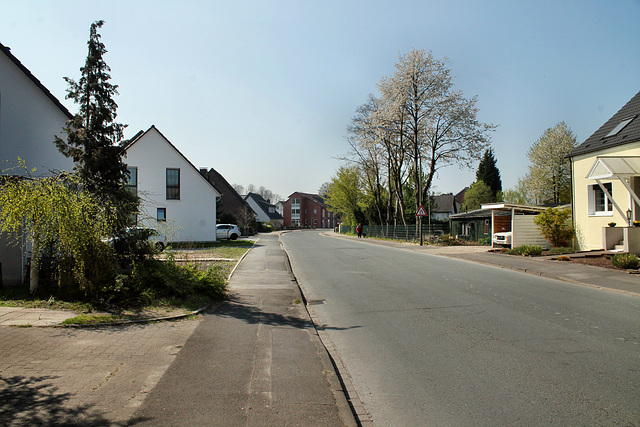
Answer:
[
  {"left": 567, "top": 91, "right": 640, "bottom": 252},
  {"left": 244, "top": 192, "right": 284, "bottom": 227},
  {"left": 0, "top": 42, "right": 75, "bottom": 285},
  {"left": 124, "top": 126, "right": 221, "bottom": 242}
]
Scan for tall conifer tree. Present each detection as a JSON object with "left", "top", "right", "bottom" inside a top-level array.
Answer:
[
  {"left": 55, "top": 20, "right": 136, "bottom": 228},
  {"left": 476, "top": 148, "right": 502, "bottom": 200}
]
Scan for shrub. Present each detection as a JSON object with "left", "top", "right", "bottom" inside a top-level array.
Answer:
[
  {"left": 611, "top": 253, "right": 639, "bottom": 269},
  {"left": 433, "top": 234, "right": 462, "bottom": 246},
  {"left": 95, "top": 257, "right": 227, "bottom": 308},
  {"left": 478, "top": 237, "right": 491, "bottom": 246},
  {"left": 534, "top": 207, "right": 574, "bottom": 247},
  {"left": 506, "top": 245, "right": 542, "bottom": 256}
]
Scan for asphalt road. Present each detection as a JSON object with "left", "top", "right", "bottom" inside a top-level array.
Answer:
[{"left": 281, "top": 230, "right": 640, "bottom": 426}]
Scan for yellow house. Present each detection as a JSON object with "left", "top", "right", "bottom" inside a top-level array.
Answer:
[{"left": 568, "top": 91, "right": 640, "bottom": 253}]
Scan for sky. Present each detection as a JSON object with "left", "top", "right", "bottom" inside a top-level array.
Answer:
[{"left": 2, "top": 0, "right": 640, "bottom": 201}]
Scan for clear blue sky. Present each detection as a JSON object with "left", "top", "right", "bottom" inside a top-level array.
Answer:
[{"left": 2, "top": 0, "right": 639, "bottom": 200}]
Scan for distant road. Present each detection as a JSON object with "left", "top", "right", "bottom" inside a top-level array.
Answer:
[{"left": 282, "top": 230, "right": 640, "bottom": 426}]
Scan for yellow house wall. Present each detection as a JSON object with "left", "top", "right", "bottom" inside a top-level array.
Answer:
[{"left": 571, "top": 142, "right": 640, "bottom": 251}]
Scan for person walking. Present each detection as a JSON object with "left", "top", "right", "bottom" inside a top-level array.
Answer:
[{"left": 356, "top": 223, "right": 363, "bottom": 238}]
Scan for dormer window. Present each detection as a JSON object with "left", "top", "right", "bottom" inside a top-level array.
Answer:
[{"left": 605, "top": 116, "right": 635, "bottom": 137}]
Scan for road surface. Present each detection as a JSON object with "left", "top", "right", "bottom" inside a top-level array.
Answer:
[{"left": 282, "top": 230, "right": 640, "bottom": 426}]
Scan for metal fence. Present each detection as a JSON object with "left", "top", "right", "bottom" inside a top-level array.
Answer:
[{"left": 339, "top": 223, "right": 446, "bottom": 242}]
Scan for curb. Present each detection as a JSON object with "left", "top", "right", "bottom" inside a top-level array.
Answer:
[{"left": 280, "top": 237, "right": 364, "bottom": 427}]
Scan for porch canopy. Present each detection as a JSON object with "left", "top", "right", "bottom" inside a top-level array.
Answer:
[
  {"left": 586, "top": 156, "right": 640, "bottom": 224},
  {"left": 587, "top": 156, "right": 640, "bottom": 180}
]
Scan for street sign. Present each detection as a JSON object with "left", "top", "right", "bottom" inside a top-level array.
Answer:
[{"left": 416, "top": 205, "right": 428, "bottom": 217}]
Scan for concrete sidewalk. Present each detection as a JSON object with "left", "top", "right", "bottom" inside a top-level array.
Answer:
[
  {"left": 328, "top": 231, "right": 640, "bottom": 297},
  {"left": 127, "top": 232, "right": 356, "bottom": 426},
  {"left": 0, "top": 306, "right": 77, "bottom": 326},
  {"left": 0, "top": 233, "right": 356, "bottom": 426}
]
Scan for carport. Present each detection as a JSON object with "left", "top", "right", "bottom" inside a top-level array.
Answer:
[{"left": 481, "top": 203, "right": 553, "bottom": 249}]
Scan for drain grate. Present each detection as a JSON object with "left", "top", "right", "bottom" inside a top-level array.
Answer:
[{"left": 307, "top": 299, "right": 327, "bottom": 305}]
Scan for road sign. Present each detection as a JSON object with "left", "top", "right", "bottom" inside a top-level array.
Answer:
[{"left": 416, "top": 205, "right": 428, "bottom": 217}]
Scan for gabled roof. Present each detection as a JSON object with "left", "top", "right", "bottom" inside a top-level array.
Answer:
[
  {"left": 432, "top": 193, "right": 456, "bottom": 214},
  {"left": 245, "top": 192, "right": 283, "bottom": 220},
  {"left": 568, "top": 91, "right": 640, "bottom": 158},
  {"left": 203, "top": 167, "right": 249, "bottom": 208},
  {"left": 288, "top": 191, "right": 327, "bottom": 207},
  {"left": 125, "top": 125, "right": 221, "bottom": 196},
  {"left": 0, "top": 42, "right": 73, "bottom": 120}
]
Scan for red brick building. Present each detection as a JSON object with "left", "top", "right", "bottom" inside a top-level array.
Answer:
[{"left": 283, "top": 192, "right": 336, "bottom": 228}]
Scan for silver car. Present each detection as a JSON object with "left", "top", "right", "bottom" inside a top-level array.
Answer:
[{"left": 216, "top": 224, "right": 241, "bottom": 240}]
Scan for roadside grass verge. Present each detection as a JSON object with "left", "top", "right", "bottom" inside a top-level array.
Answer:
[{"left": 0, "top": 244, "right": 251, "bottom": 324}]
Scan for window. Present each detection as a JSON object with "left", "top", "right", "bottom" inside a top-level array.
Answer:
[
  {"left": 126, "top": 167, "right": 137, "bottom": 196},
  {"left": 157, "top": 208, "right": 166, "bottom": 221},
  {"left": 605, "top": 117, "right": 635, "bottom": 137},
  {"left": 589, "top": 183, "right": 613, "bottom": 215},
  {"left": 166, "top": 168, "right": 180, "bottom": 200}
]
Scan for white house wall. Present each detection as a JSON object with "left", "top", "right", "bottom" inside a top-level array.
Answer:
[
  {"left": 124, "top": 128, "right": 218, "bottom": 242},
  {"left": 0, "top": 52, "right": 73, "bottom": 176},
  {"left": 571, "top": 143, "right": 640, "bottom": 251},
  {"left": 0, "top": 49, "right": 74, "bottom": 286},
  {"left": 245, "top": 197, "right": 269, "bottom": 222}
]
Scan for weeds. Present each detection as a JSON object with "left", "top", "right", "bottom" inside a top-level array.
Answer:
[
  {"left": 611, "top": 253, "right": 639, "bottom": 269},
  {"left": 506, "top": 245, "right": 543, "bottom": 256}
]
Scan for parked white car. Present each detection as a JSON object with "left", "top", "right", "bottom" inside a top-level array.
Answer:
[
  {"left": 492, "top": 231, "right": 512, "bottom": 247},
  {"left": 216, "top": 224, "right": 241, "bottom": 240}
]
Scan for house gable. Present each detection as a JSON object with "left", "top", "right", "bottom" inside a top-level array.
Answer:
[
  {"left": 569, "top": 91, "right": 640, "bottom": 251},
  {"left": 244, "top": 193, "right": 283, "bottom": 223},
  {"left": 0, "top": 42, "right": 74, "bottom": 175},
  {"left": 124, "top": 126, "right": 220, "bottom": 241}
]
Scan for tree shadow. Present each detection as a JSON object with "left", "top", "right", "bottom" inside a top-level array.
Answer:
[
  {"left": 0, "top": 375, "right": 151, "bottom": 426},
  {"left": 1, "top": 375, "right": 106, "bottom": 426},
  {"left": 207, "top": 294, "right": 360, "bottom": 332}
]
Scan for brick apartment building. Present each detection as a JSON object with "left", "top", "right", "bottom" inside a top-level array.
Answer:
[{"left": 283, "top": 192, "right": 337, "bottom": 228}]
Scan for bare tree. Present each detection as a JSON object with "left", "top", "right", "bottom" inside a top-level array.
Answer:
[
  {"left": 382, "top": 49, "right": 496, "bottom": 212},
  {"left": 232, "top": 183, "right": 244, "bottom": 195},
  {"left": 318, "top": 182, "right": 331, "bottom": 198}
]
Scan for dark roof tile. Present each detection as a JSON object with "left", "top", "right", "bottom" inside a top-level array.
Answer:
[{"left": 568, "top": 91, "right": 640, "bottom": 158}]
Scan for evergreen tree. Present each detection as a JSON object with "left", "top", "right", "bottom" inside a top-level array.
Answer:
[
  {"left": 476, "top": 148, "right": 502, "bottom": 200},
  {"left": 55, "top": 20, "right": 136, "bottom": 228}
]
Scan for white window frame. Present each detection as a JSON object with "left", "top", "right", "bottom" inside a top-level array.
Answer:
[{"left": 588, "top": 182, "right": 613, "bottom": 216}]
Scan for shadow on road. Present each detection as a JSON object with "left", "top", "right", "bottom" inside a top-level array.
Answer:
[{"left": 208, "top": 295, "right": 360, "bottom": 332}]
